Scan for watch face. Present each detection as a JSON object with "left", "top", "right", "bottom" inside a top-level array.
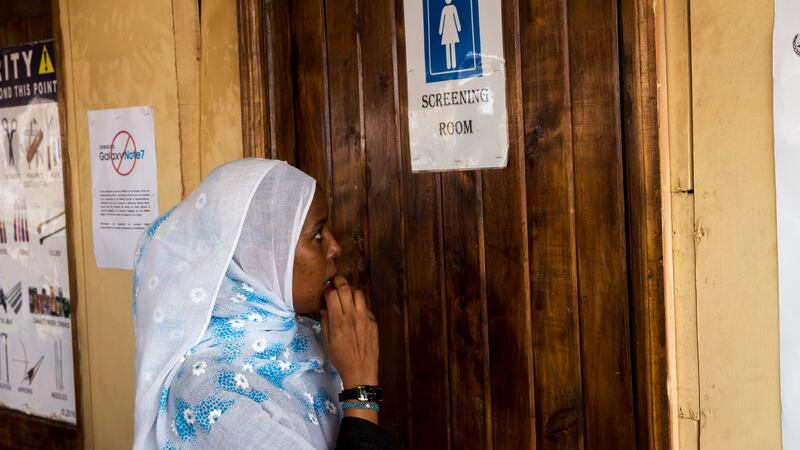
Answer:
[{"left": 339, "top": 385, "right": 382, "bottom": 402}]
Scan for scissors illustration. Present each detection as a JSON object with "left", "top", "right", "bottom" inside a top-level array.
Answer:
[{"left": 2, "top": 118, "right": 16, "bottom": 167}]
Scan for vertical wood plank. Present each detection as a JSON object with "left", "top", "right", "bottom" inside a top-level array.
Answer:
[
  {"left": 665, "top": 1, "right": 699, "bottom": 447},
  {"left": 0, "top": 409, "right": 78, "bottom": 449},
  {"left": 290, "top": 0, "right": 332, "bottom": 201},
  {"left": 394, "top": 1, "right": 451, "bottom": 447},
  {"left": 400, "top": 172, "right": 450, "bottom": 447},
  {"left": 4, "top": 18, "right": 27, "bottom": 45},
  {"left": 25, "top": 13, "right": 53, "bottom": 41},
  {"left": 482, "top": 0, "right": 536, "bottom": 448},
  {"left": 395, "top": 0, "right": 453, "bottom": 449},
  {"left": 50, "top": 2, "right": 83, "bottom": 446},
  {"left": 520, "top": 0, "right": 584, "bottom": 447},
  {"left": 263, "top": 0, "right": 296, "bottom": 163},
  {"left": 236, "top": 0, "right": 268, "bottom": 157},
  {"left": 665, "top": 0, "right": 693, "bottom": 191},
  {"left": 359, "top": 0, "right": 409, "bottom": 441},
  {"left": 441, "top": 170, "right": 490, "bottom": 450},
  {"left": 620, "top": 0, "right": 672, "bottom": 447},
  {"left": 670, "top": 192, "right": 699, "bottom": 450},
  {"left": 0, "top": 1, "right": 50, "bottom": 21},
  {"left": 324, "top": 0, "right": 368, "bottom": 288},
  {"left": 566, "top": 0, "right": 637, "bottom": 447}
]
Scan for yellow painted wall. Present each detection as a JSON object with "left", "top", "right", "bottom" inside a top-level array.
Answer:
[
  {"left": 666, "top": 0, "right": 782, "bottom": 448},
  {"left": 57, "top": 0, "right": 242, "bottom": 447},
  {"left": 199, "top": 0, "right": 244, "bottom": 178}
]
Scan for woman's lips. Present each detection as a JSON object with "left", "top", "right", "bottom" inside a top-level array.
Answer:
[{"left": 324, "top": 272, "right": 337, "bottom": 289}]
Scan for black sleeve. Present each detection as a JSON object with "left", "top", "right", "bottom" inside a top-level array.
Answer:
[{"left": 335, "top": 417, "right": 404, "bottom": 450}]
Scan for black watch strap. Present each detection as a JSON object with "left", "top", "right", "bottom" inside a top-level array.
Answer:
[{"left": 339, "top": 385, "right": 383, "bottom": 403}]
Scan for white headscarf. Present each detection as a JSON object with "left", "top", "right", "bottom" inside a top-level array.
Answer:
[{"left": 133, "top": 159, "right": 343, "bottom": 449}]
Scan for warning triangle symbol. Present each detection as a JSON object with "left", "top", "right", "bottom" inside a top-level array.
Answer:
[{"left": 38, "top": 46, "right": 54, "bottom": 75}]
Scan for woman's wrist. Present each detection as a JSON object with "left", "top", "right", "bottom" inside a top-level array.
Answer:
[
  {"left": 339, "top": 380, "right": 381, "bottom": 425},
  {"left": 341, "top": 374, "right": 378, "bottom": 390}
]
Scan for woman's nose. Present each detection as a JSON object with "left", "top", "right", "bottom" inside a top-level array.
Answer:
[{"left": 328, "top": 237, "right": 342, "bottom": 259}]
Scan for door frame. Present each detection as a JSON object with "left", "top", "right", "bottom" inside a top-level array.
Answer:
[{"left": 234, "top": 0, "right": 672, "bottom": 448}]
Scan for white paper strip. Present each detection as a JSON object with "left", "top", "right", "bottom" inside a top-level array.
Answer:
[{"left": 773, "top": 1, "right": 800, "bottom": 446}]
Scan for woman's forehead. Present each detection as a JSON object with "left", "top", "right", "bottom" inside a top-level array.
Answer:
[{"left": 306, "top": 189, "right": 328, "bottom": 223}]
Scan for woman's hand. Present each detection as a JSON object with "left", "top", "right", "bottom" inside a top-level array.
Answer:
[{"left": 320, "top": 276, "right": 379, "bottom": 389}]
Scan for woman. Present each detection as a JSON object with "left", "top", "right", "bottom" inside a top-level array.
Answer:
[
  {"left": 132, "top": 159, "right": 401, "bottom": 449},
  {"left": 439, "top": 0, "right": 461, "bottom": 70}
]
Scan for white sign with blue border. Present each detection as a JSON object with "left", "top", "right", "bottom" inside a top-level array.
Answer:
[{"left": 404, "top": 0, "right": 508, "bottom": 172}]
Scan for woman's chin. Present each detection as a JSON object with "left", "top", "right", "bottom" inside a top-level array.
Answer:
[{"left": 295, "top": 294, "right": 325, "bottom": 317}]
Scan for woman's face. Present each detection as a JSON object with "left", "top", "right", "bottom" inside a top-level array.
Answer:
[{"left": 292, "top": 189, "right": 341, "bottom": 314}]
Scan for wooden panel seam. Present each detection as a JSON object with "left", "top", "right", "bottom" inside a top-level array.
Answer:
[
  {"left": 506, "top": 0, "right": 537, "bottom": 444},
  {"left": 171, "top": 0, "right": 201, "bottom": 196},
  {"left": 665, "top": 0, "right": 694, "bottom": 192},
  {"left": 619, "top": 0, "right": 672, "bottom": 447},
  {"left": 359, "top": 0, "right": 411, "bottom": 440},
  {"left": 476, "top": 172, "right": 493, "bottom": 450},
  {"left": 56, "top": 0, "right": 95, "bottom": 446},
  {"left": 388, "top": 0, "right": 415, "bottom": 443},
  {"left": 236, "top": 0, "right": 268, "bottom": 158},
  {"left": 655, "top": 0, "right": 699, "bottom": 450},
  {"left": 656, "top": 2, "right": 677, "bottom": 442},
  {"left": 320, "top": 0, "right": 334, "bottom": 212},
  {"left": 263, "top": 0, "right": 296, "bottom": 163},
  {"left": 393, "top": 0, "right": 452, "bottom": 445},
  {"left": 482, "top": 0, "right": 536, "bottom": 448}
]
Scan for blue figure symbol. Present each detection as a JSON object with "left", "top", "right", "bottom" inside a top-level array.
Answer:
[
  {"left": 439, "top": 0, "right": 461, "bottom": 70},
  {"left": 424, "top": 0, "right": 482, "bottom": 83}
]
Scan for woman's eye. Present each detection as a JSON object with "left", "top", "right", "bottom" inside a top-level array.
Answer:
[{"left": 314, "top": 232, "right": 323, "bottom": 242}]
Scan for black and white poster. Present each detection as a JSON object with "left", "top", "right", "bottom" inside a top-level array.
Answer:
[{"left": 0, "top": 40, "right": 76, "bottom": 424}]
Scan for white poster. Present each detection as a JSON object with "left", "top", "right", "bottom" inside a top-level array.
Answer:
[
  {"left": 402, "top": 0, "right": 509, "bottom": 172},
  {"left": 0, "top": 40, "right": 76, "bottom": 423},
  {"left": 774, "top": 1, "right": 800, "bottom": 447},
  {"left": 88, "top": 106, "right": 158, "bottom": 270}
]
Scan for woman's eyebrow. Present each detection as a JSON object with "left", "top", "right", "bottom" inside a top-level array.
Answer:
[
  {"left": 303, "top": 217, "right": 327, "bottom": 234},
  {"left": 313, "top": 217, "right": 328, "bottom": 228}
]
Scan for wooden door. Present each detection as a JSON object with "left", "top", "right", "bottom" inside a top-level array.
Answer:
[{"left": 237, "top": 0, "right": 669, "bottom": 448}]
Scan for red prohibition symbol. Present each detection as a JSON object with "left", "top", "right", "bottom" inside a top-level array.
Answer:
[{"left": 110, "top": 130, "right": 137, "bottom": 176}]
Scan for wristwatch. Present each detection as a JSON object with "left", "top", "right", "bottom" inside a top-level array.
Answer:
[{"left": 339, "top": 385, "right": 383, "bottom": 403}]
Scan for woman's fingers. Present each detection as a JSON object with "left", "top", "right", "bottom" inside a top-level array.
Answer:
[
  {"left": 324, "top": 286, "right": 344, "bottom": 318},
  {"left": 354, "top": 289, "right": 366, "bottom": 313},
  {"left": 333, "top": 275, "right": 355, "bottom": 315}
]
